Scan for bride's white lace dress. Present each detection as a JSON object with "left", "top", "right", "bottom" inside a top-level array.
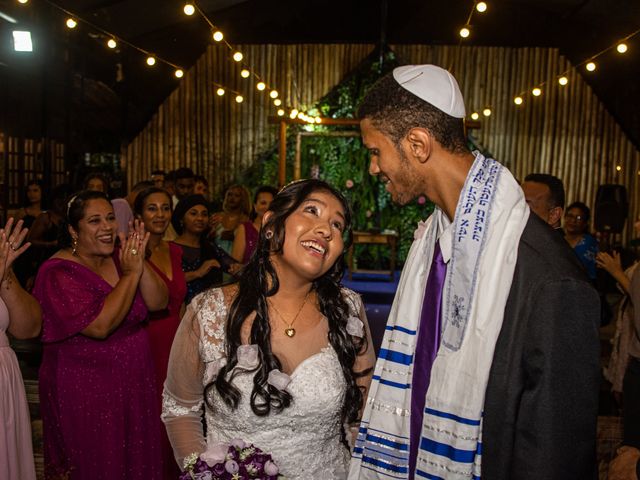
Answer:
[{"left": 162, "top": 287, "right": 365, "bottom": 479}]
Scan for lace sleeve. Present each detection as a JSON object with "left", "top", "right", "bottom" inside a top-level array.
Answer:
[{"left": 162, "top": 289, "right": 227, "bottom": 468}]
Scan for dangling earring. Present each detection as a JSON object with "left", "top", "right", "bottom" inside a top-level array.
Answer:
[
  {"left": 72, "top": 237, "right": 78, "bottom": 255},
  {"left": 265, "top": 230, "right": 273, "bottom": 239}
]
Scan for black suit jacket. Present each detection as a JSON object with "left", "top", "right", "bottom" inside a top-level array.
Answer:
[{"left": 482, "top": 214, "right": 601, "bottom": 479}]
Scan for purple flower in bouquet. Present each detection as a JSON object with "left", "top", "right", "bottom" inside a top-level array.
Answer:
[{"left": 181, "top": 441, "right": 282, "bottom": 480}]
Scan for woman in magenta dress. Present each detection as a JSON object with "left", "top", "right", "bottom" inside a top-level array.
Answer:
[
  {"left": 0, "top": 218, "right": 42, "bottom": 480},
  {"left": 231, "top": 186, "right": 277, "bottom": 264},
  {"left": 33, "top": 190, "right": 168, "bottom": 480},
  {"left": 134, "top": 187, "right": 187, "bottom": 479}
]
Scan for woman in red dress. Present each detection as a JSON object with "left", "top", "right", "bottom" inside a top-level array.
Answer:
[{"left": 134, "top": 187, "right": 187, "bottom": 479}]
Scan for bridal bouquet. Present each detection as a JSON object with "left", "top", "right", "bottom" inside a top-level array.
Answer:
[{"left": 180, "top": 439, "right": 283, "bottom": 480}]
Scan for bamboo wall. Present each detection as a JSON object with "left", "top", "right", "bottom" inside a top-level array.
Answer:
[{"left": 123, "top": 43, "right": 640, "bottom": 242}]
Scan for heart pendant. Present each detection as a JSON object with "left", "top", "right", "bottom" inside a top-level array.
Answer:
[{"left": 285, "top": 328, "right": 296, "bottom": 338}]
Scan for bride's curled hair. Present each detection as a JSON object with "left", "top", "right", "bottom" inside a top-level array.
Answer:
[{"left": 206, "top": 179, "right": 370, "bottom": 438}]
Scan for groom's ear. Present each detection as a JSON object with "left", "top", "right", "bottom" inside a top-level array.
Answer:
[{"left": 405, "top": 127, "right": 432, "bottom": 165}]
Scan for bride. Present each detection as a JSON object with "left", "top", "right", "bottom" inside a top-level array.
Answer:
[{"left": 162, "top": 179, "right": 375, "bottom": 478}]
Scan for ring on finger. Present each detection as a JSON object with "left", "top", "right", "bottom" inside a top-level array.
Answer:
[{"left": 130, "top": 248, "right": 138, "bottom": 256}]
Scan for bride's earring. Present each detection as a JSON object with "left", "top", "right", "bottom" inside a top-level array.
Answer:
[
  {"left": 265, "top": 230, "right": 273, "bottom": 239},
  {"left": 72, "top": 237, "right": 78, "bottom": 255}
]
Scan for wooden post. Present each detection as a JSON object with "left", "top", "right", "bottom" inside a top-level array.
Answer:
[{"left": 278, "top": 120, "right": 287, "bottom": 187}]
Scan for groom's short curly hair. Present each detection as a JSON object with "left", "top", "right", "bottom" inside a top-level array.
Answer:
[{"left": 357, "top": 72, "right": 469, "bottom": 155}]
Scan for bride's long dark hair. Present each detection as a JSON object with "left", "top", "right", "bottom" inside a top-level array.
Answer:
[{"left": 205, "top": 179, "right": 370, "bottom": 432}]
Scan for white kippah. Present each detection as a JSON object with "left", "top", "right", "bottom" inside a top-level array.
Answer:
[{"left": 392, "top": 64, "right": 466, "bottom": 119}]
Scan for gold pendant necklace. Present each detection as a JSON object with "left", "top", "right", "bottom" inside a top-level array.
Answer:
[{"left": 268, "top": 290, "right": 311, "bottom": 338}]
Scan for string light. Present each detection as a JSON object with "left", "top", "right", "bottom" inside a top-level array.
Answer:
[
  {"left": 269, "top": 90, "right": 279, "bottom": 99},
  {"left": 277, "top": 109, "right": 285, "bottom": 116},
  {"left": 470, "top": 112, "right": 480, "bottom": 120},
  {"left": 174, "top": 69, "right": 184, "bottom": 78},
  {"left": 532, "top": 87, "right": 542, "bottom": 97},
  {"left": 235, "top": 95, "right": 243, "bottom": 103},
  {"left": 459, "top": 27, "right": 470, "bottom": 38},
  {"left": 315, "top": 117, "right": 322, "bottom": 124},
  {"left": 183, "top": 3, "right": 195, "bottom": 16},
  {"left": 483, "top": 108, "right": 492, "bottom": 117},
  {"left": 17, "top": 0, "right": 29, "bottom": 4},
  {"left": 273, "top": 99, "right": 282, "bottom": 106},
  {"left": 146, "top": 56, "right": 156, "bottom": 66},
  {"left": 586, "top": 62, "right": 596, "bottom": 72},
  {"left": 476, "top": 2, "right": 487, "bottom": 13},
  {"left": 232, "top": 51, "right": 243, "bottom": 62},
  {"left": 514, "top": 96, "right": 523, "bottom": 105},
  {"left": 107, "top": 38, "right": 117, "bottom": 49},
  {"left": 216, "top": 88, "right": 225, "bottom": 96},
  {"left": 558, "top": 76, "right": 568, "bottom": 86},
  {"left": 65, "top": 18, "right": 77, "bottom": 29},
  {"left": 616, "top": 165, "right": 622, "bottom": 172},
  {"left": 617, "top": 43, "right": 628, "bottom": 54},
  {"left": 212, "top": 30, "right": 224, "bottom": 42},
  {"left": 256, "top": 81, "right": 266, "bottom": 91},
  {"left": 240, "top": 69, "right": 250, "bottom": 78}
]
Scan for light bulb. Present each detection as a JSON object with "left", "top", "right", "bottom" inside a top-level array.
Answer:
[
  {"left": 297, "top": 112, "right": 305, "bottom": 120},
  {"left": 17, "top": 0, "right": 29, "bottom": 4},
  {"left": 558, "top": 76, "right": 568, "bottom": 86},
  {"left": 459, "top": 27, "right": 470, "bottom": 38},
  {"left": 616, "top": 165, "right": 622, "bottom": 172},
  {"left": 483, "top": 108, "right": 491, "bottom": 117},
  {"left": 269, "top": 90, "right": 278, "bottom": 99},
  {"left": 183, "top": 3, "right": 195, "bottom": 15},
  {"left": 240, "top": 69, "right": 250, "bottom": 78},
  {"left": 617, "top": 43, "right": 628, "bottom": 54},
  {"left": 277, "top": 109, "right": 285, "bottom": 116},
  {"left": 256, "top": 82, "right": 266, "bottom": 91},
  {"left": 233, "top": 51, "right": 243, "bottom": 62},
  {"left": 146, "top": 56, "right": 156, "bottom": 66},
  {"left": 235, "top": 95, "right": 243, "bottom": 103},
  {"left": 216, "top": 88, "right": 225, "bottom": 96},
  {"left": 175, "top": 69, "right": 184, "bottom": 78},
  {"left": 66, "top": 18, "right": 77, "bottom": 29},
  {"left": 514, "top": 96, "right": 523, "bottom": 105},
  {"left": 586, "top": 62, "right": 596, "bottom": 72},
  {"left": 274, "top": 99, "right": 282, "bottom": 106},
  {"left": 476, "top": 2, "right": 487, "bottom": 13},
  {"left": 212, "top": 30, "right": 224, "bottom": 42},
  {"left": 315, "top": 117, "right": 322, "bottom": 124},
  {"left": 290, "top": 109, "right": 299, "bottom": 117},
  {"left": 532, "top": 87, "right": 542, "bottom": 97},
  {"left": 470, "top": 112, "right": 480, "bottom": 120},
  {"left": 107, "top": 38, "right": 117, "bottom": 49}
]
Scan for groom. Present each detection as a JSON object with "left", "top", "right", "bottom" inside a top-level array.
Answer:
[{"left": 348, "top": 65, "right": 601, "bottom": 479}]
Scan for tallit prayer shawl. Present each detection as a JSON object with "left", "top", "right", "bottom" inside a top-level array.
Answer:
[{"left": 349, "top": 152, "right": 529, "bottom": 479}]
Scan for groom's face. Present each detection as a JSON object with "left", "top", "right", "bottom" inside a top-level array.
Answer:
[{"left": 360, "top": 118, "right": 422, "bottom": 206}]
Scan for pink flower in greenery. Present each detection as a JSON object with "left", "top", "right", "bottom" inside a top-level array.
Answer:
[
  {"left": 345, "top": 179, "right": 354, "bottom": 189},
  {"left": 417, "top": 196, "right": 426, "bottom": 205},
  {"left": 365, "top": 210, "right": 373, "bottom": 218}
]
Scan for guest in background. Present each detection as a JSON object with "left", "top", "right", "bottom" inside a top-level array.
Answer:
[
  {"left": 151, "top": 169, "right": 165, "bottom": 189},
  {"left": 194, "top": 175, "right": 209, "bottom": 198},
  {"left": 27, "top": 183, "right": 74, "bottom": 283},
  {"left": 210, "top": 184, "right": 251, "bottom": 254},
  {"left": 33, "top": 190, "right": 168, "bottom": 479},
  {"left": 172, "top": 195, "right": 238, "bottom": 304},
  {"left": 565, "top": 201, "right": 598, "bottom": 281},
  {"left": 15, "top": 180, "right": 44, "bottom": 228},
  {"left": 232, "top": 185, "right": 277, "bottom": 264},
  {"left": 164, "top": 170, "right": 176, "bottom": 199},
  {"left": 83, "top": 172, "right": 110, "bottom": 194},
  {"left": 134, "top": 187, "right": 186, "bottom": 480},
  {"left": 13, "top": 180, "right": 44, "bottom": 287},
  {"left": 0, "top": 218, "right": 42, "bottom": 480},
  {"left": 174, "top": 167, "right": 196, "bottom": 206},
  {"left": 522, "top": 173, "right": 564, "bottom": 231}
]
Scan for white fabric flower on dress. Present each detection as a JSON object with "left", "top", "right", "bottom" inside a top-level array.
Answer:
[
  {"left": 236, "top": 345, "right": 259, "bottom": 369},
  {"left": 414, "top": 220, "right": 428, "bottom": 240},
  {"left": 346, "top": 316, "right": 364, "bottom": 338},
  {"left": 200, "top": 442, "right": 230, "bottom": 466},
  {"left": 204, "top": 357, "right": 227, "bottom": 383},
  {"left": 267, "top": 369, "right": 292, "bottom": 391}
]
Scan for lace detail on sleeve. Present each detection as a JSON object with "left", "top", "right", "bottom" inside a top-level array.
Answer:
[
  {"left": 192, "top": 289, "right": 228, "bottom": 382},
  {"left": 161, "top": 391, "right": 204, "bottom": 419}
]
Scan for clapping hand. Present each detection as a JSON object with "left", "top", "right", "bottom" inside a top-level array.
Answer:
[
  {"left": 118, "top": 219, "right": 150, "bottom": 278},
  {"left": 0, "top": 218, "right": 30, "bottom": 282},
  {"left": 596, "top": 250, "right": 623, "bottom": 276}
]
